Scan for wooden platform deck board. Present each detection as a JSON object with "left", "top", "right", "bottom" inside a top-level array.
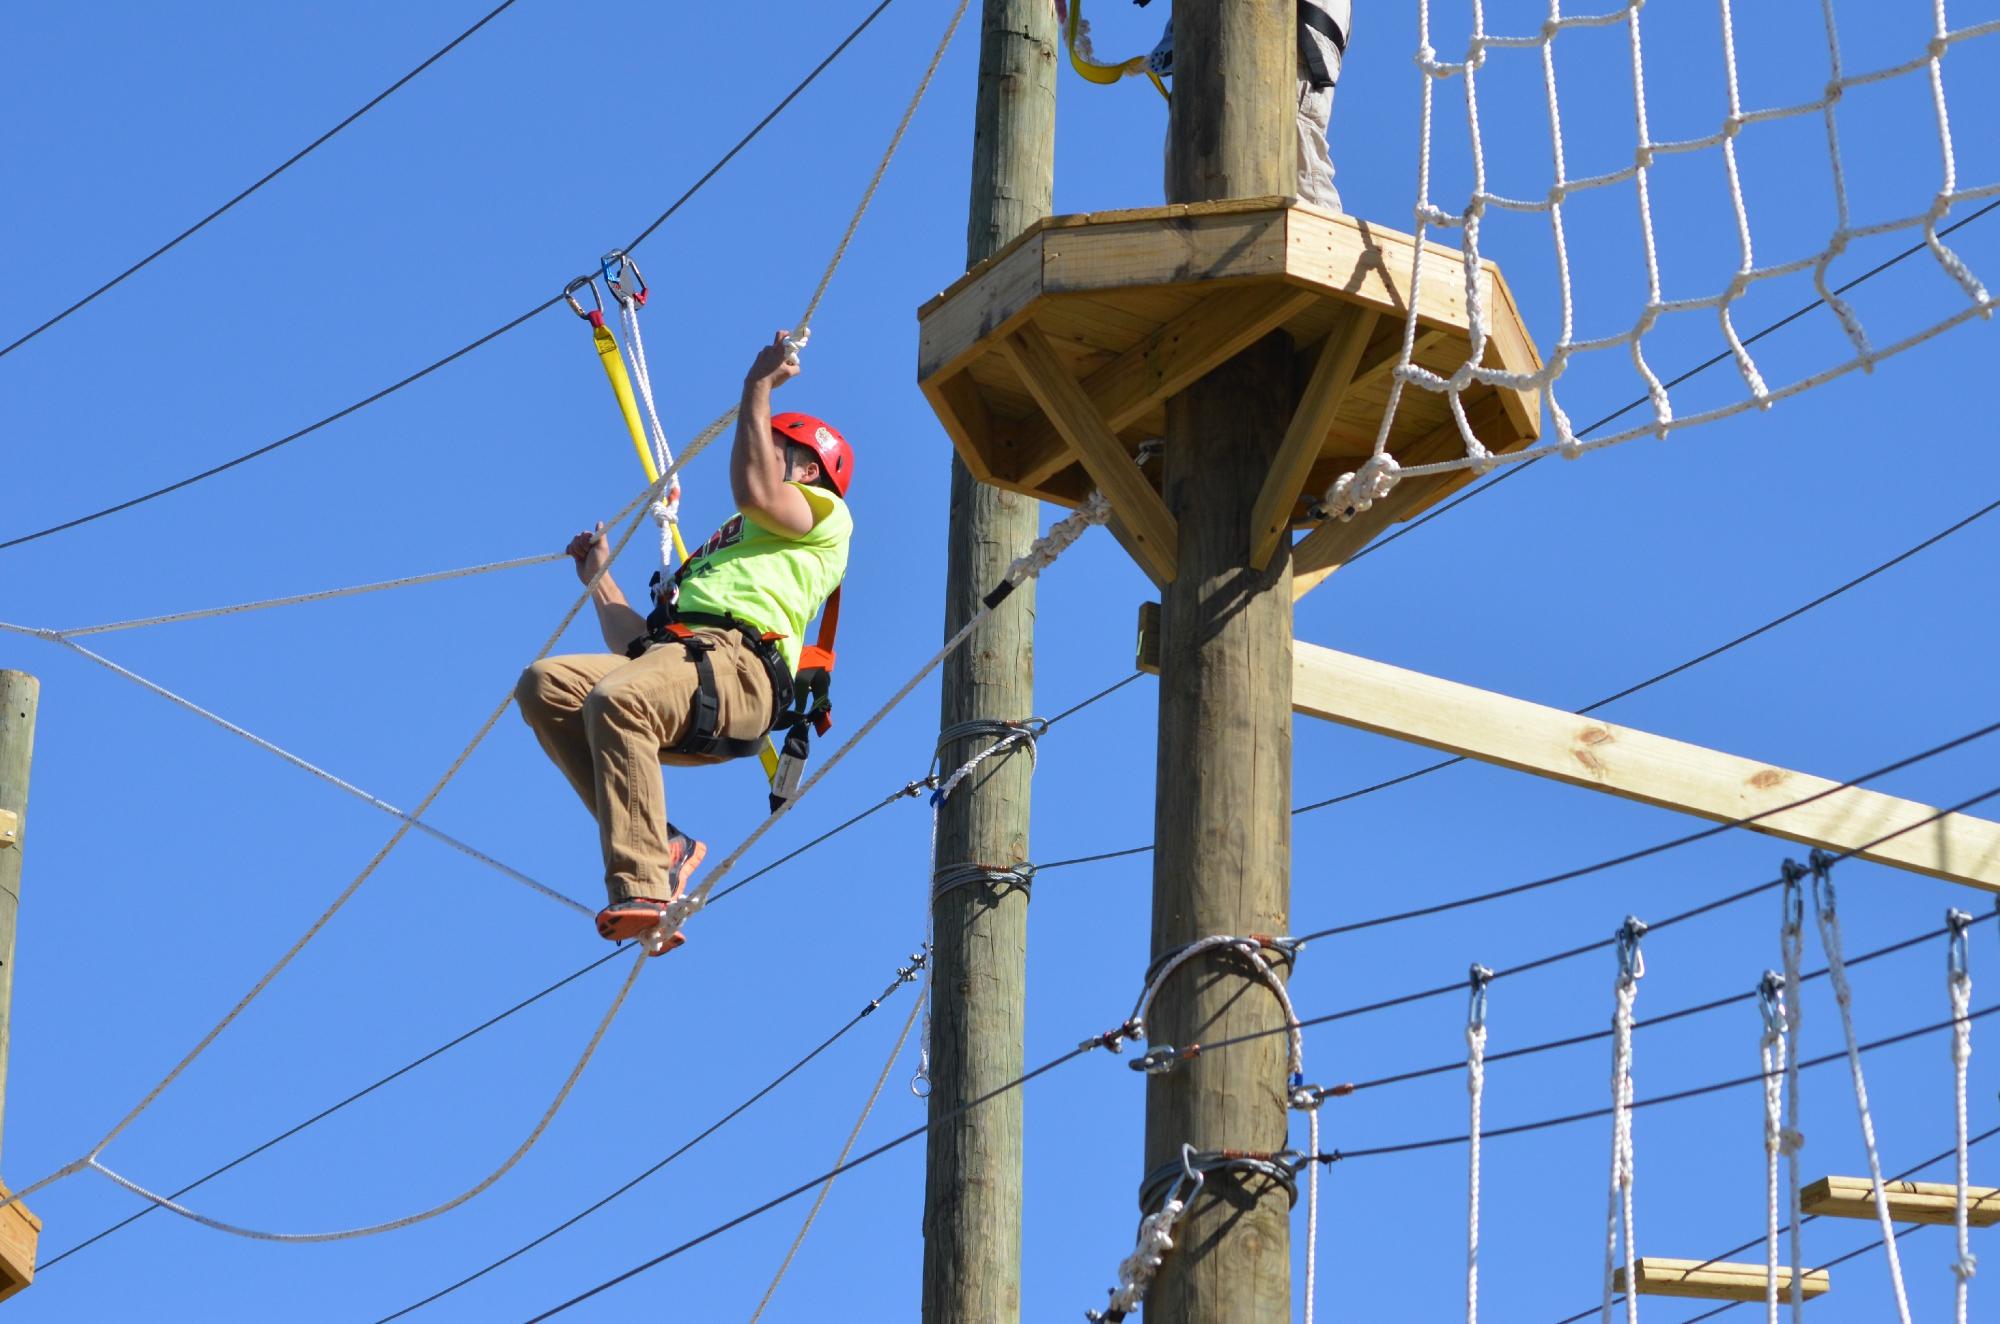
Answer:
[
  {"left": 915, "top": 199, "right": 1547, "bottom": 582},
  {"left": 1803, "top": 1175, "right": 2000, "bottom": 1227},
  {"left": 0, "top": 1185, "right": 41, "bottom": 1303},
  {"left": 1615, "top": 1258, "right": 1830, "bottom": 1302}
]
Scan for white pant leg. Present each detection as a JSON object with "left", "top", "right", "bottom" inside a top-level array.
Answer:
[{"left": 1295, "top": 72, "right": 1341, "bottom": 213}]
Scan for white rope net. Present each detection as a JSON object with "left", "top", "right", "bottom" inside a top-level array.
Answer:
[{"left": 1330, "top": 0, "right": 1999, "bottom": 508}]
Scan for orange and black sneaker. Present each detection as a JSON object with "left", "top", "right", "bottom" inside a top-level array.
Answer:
[{"left": 592, "top": 825, "right": 707, "bottom": 953}]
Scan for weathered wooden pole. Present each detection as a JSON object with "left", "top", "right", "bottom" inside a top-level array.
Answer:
[
  {"left": 1146, "top": 3, "right": 1299, "bottom": 1321},
  {"left": 0, "top": 672, "right": 37, "bottom": 1167},
  {"left": 921, "top": 4, "right": 1055, "bottom": 1323}
]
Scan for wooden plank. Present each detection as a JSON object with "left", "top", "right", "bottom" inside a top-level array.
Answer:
[
  {"left": 1042, "top": 208, "right": 1289, "bottom": 294},
  {"left": 1001, "top": 326, "right": 1177, "bottom": 583},
  {"left": 1137, "top": 605, "right": 2000, "bottom": 889},
  {"left": 923, "top": 372, "right": 1000, "bottom": 486},
  {"left": 1250, "top": 308, "right": 1379, "bottom": 570},
  {"left": 1284, "top": 642, "right": 2000, "bottom": 890},
  {"left": 0, "top": 809, "right": 14, "bottom": 849},
  {"left": 1284, "top": 207, "right": 1486, "bottom": 335},
  {"left": 1483, "top": 265, "right": 1545, "bottom": 442},
  {"left": 918, "top": 232, "right": 1045, "bottom": 382},
  {"left": 1013, "top": 285, "right": 1320, "bottom": 488},
  {"left": 1615, "top": 1259, "right": 1829, "bottom": 1303},
  {"left": 1803, "top": 1175, "right": 2000, "bottom": 1227},
  {"left": 0, "top": 1183, "right": 40, "bottom": 1303}
]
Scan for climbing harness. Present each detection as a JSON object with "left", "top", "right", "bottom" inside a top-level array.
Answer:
[
  {"left": 625, "top": 611, "right": 796, "bottom": 764},
  {"left": 1056, "top": 0, "right": 1167, "bottom": 100}
]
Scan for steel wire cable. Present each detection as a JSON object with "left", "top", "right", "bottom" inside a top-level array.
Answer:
[
  {"left": 0, "top": 0, "right": 902, "bottom": 552},
  {"left": 0, "top": 0, "right": 526, "bottom": 361}
]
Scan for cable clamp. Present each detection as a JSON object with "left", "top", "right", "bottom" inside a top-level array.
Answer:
[
  {"left": 1082, "top": 1020, "right": 1141, "bottom": 1055},
  {"left": 1780, "top": 857, "right": 1809, "bottom": 935},
  {"left": 1948, "top": 908, "right": 1974, "bottom": 981},
  {"left": 1808, "top": 847, "right": 1839, "bottom": 915}
]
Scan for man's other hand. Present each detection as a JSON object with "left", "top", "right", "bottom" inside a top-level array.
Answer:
[
  {"left": 567, "top": 522, "right": 613, "bottom": 586},
  {"left": 744, "top": 330, "right": 802, "bottom": 393}
]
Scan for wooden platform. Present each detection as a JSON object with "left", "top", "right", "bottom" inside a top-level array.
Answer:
[
  {"left": 1804, "top": 1175, "right": 2000, "bottom": 1226},
  {"left": 0, "top": 1184, "right": 40, "bottom": 1303},
  {"left": 915, "top": 198, "right": 1544, "bottom": 583},
  {"left": 0, "top": 808, "right": 15, "bottom": 849},
  {"left": 1615, "top": 1258, "right": 1830, "bottom": 1303}
]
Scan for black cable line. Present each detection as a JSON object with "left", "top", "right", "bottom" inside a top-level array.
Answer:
[
  {"left": 0, "top": 0, "right": 526, "bottom": 362},
  {"left": 1038, "top": 490, "right": 2000, "bottom": 872},
  {"left": 372, "top": 953, "right": 925, "bottom": 1322},
  {"left": 1342, "top": 196, "right": 2000, "bottom": 569},
  {"left": 1341, "top": 912, "right": 1989, "bottom": 1095},
  {"left": 1320, "top": 1005, "right": 1998, "bottom": 1162},
  {"left": 35, "top": 945, "right": 631, "bottom": 1272},
  {"left": 0, "top": 0, "right": 901, "bottom": 553},
  {"left": 521, "top": 919, "right": 1999, "bottom": 1318},
  {"left": 1551, "top": 1124, "right": 2000, "bottom": 1324},
  {"left": 1173, "top": 779, "right": 2000, "bottom": 1063}
]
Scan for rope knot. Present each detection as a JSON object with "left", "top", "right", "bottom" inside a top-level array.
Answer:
[
  {"left": 1953, "top": 1251, "right": 1978, "bottom": 1281},
  {"left": 1316, "top": 454, "right": 1401, "bottom": 521}
]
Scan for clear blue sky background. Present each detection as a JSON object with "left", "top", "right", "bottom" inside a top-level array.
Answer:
[{"left": 2, "top": 2, "right": 1997, "bottom": 1320}]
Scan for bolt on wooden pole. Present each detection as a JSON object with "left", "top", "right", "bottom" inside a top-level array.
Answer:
[
  {"left": 921, "top": 5, "right": 1056, "bottom": 1323},
  {"left": 1145, "top": 4, "right": 1300, "bottom": 1322}
]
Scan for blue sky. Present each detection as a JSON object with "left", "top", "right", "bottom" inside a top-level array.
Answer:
[{"left": 1, "top": 1, "right": 1997, "bottom": 1320}]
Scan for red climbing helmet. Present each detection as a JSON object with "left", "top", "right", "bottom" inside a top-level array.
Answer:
[{"left": 771, "top": 411, "right": 854, "bottom": 498}]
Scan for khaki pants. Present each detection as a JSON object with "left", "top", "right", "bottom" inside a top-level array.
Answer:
[{"left": 515, "top": 630, "right": 777, "bottom": 904}]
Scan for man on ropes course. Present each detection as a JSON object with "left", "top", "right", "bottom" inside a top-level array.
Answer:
[{"left": 516, "top": 331, "right": 853, "bottom": 951}]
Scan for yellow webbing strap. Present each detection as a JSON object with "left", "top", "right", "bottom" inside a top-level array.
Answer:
[
  {"left": 757, "top": 734, "right": 782, "bottom": 782},
  {"left": 1064, "top": 0, "right": 1168, "bottom": 99},
  {"left": 590, "top": 320, "right": 691, "bottom": 563}
]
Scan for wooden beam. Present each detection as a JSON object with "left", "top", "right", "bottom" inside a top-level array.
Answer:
[
  {"left": 1011, "top": 286, "right": 1319, "bottom": 489},
  {"left": 1135, "top": 604, "right": 2000, "bottom": 890},
  {"left": 1251, "top": 308, "right": 1379, "bottom": 570},
  {"left": 1803, "top": 1175, "right": 2000, "bottom": 1227},
  {"left": 1001, "top": 325, "right": 1178, "bottom": 583},
  {"left": 1614, "top": 1259, "right": 1830, "bottom": 1303},
  {"left": 0, "top": 810, "right": 14, "bottom": 850}
]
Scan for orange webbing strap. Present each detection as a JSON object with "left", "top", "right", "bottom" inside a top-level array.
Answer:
[{"left": 770, "top": 585, "right": 843, "bottom": 810}]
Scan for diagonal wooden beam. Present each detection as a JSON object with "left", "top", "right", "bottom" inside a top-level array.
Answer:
[
  {"left": 1251, "top": 308, "right": 1379, "bottom": 570},
  {"left": 1011, "top": 286, "right": 1320, "bottom": 488},
  {"left": 1002, "top": 326, "right": 1178, "bottom": 583},
  {"left": 1136, "top": 603, "right": 2000, "bottom": 890}
]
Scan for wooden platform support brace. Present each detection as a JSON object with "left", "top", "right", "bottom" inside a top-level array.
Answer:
[
  {"left": 1615, "top": 1259, "right": 1831, "bottom": 1303},
  {"left": 1137, "top": 607, "right": 2000, "bottom": 891},
  {"left": 921, "top": 8, "right": 1056, "bottom": 1324},
  {"left": 1143, "top": 5, "right": 1298, "bottom": 1323},
  {"left": 0, "top": 672, "right": 41, "bottom": 1300},
  {"left": 1249, "top": 307, "right": 1378, "bottom": 570},
  {"left": 1803, "top": 1176, "right": 2000, "bottom": 1226}
]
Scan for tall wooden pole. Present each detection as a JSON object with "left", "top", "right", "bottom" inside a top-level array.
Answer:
[
  {"left": 1146, "top": 4, "right": 1299, "bottom": 1321},
  {"left": 922, "top": 5, "right": 1055, "bottom": 1323},
  {"left": 0, "top": 672, "right": 38, "bottom": 1167}
]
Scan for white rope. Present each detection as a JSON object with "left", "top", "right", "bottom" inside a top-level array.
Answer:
[
  {"left": 1756, "top": 971, "right": 1791, "bottom": 1324},
  {"left": 1305, "top": 1103, "right": 1321, "bottom": 1324},
  {"left": 1808, "top": 853, "right": 1912, "bottom": 1323},
  {"left": 1324, "top": 0, "right": 1997, "bottom": 507},
  {"left": 1779, "top": 872, "right": 1807, "bottom": 1323},
  {"left": 1948, "top": 908, "right": 1978, "bottom": 1322},
  {"left": 1601, "top": 918, "right": 1644, "bottom": 1324},
  {"left": 80, "top": 951, "right": 641, "bottom": 1241},
  {"left": 0, "top": 626, "right": 589, "bottom": 916},
  {"left": 1088, "top": 1145, "right": 1204, "bottom": 1323},
  {"left": 612, "top": 289, "right": 684, "bottom": 569},
  {"left": 48, "top": 552, "right": 566, "bottom": 637},
  {"left": 1467, "top": 964, "right": 1492, "bottom": 1324}
]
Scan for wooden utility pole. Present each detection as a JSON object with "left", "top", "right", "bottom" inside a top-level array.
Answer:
[
  {"left": 922, "top": 5, "right": 1055, "bottom": 1323},
  {"left": 0, "top": 672, "right": 36, "bottom": 1166},
  {"left": 1146, "top": 4, "right": 1299, "bottom": 1321}
]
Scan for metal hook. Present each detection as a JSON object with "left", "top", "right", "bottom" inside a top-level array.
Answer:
[
  {"left": 1615, "top": 916, "right": 1648, "bottom": 980},
  {"left": 1948, "top": 908, "right": 1974, "bottom": 981},
  {"left": 562, "top": 274, "right": 604, "bottom": 322},
  {"left": 1808, "top": 848, "right": 1838, "bottom": 918},
  {"left": 1756, "top": 970, "right": 1786, "bottom": 1036},
  {"left": 601, "top": 249, "right": 648, "bottom": 308},
  {"left": 1780, "top": 858, "right": 1808, "bottom": 934},
  {"left": 1467, "top": 963, "right": 1494, "bottom": 1028}
]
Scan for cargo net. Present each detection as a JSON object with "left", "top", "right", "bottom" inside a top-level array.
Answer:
[{"left": 1328, "top": 0, "right": 2000, "bottom": 517}]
